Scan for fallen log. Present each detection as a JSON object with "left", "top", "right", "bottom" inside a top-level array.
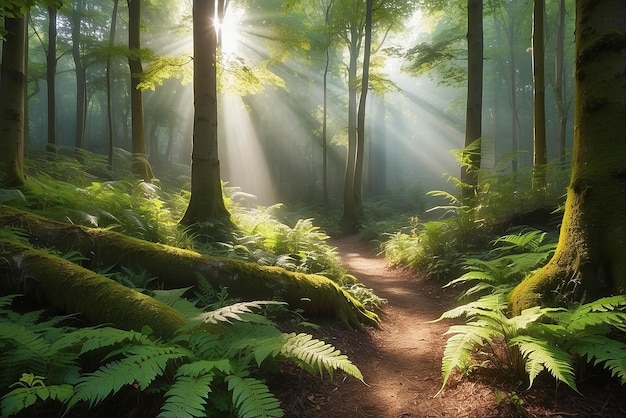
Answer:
[{"left": 0, "top": 205, "right": 379, "bottom": 329}]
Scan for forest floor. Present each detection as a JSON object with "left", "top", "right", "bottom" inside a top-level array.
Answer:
[{"left": 273, "top": 234, "right": 626, "bottom": 418}]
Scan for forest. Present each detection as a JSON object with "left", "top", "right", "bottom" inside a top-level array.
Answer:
[{"left": 0, "top": 0, "right": 625, "bottom": 417}]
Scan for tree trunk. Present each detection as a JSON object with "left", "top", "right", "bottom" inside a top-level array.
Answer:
[
  {"left": 553, "top": 0, "right": 567, "bottom": 164},
  {"left": 354, "top": 0, "right": 372, "bottom": 217},
  {"left": 106, "top": 0, "right": 119, "bottom": 171},
  {"left": 0, "top": 13, "right": 26, "bottom": 188},
  {"left": 46, "top": 6, "right": 57, "bottom": 154},
  {"left": 127, "top": 0, "right": 153, "bottom": 182},
  {"left": 181, "top": 0, "right": 231, "bottom": 229},
  {"left": 1, "top": 240, "right": 186, "bottom": 339},
  {"left": 341, "top": 28, "right": 360, "bottom": 232},
  {"left": 461, "top": 0, "right": 483, "bottom": 202},
  {"left": 510, "top": 0, "right": 626, "bottom": 314},
  {"left": 0, "top": 205, "right": 379, "bottom": 329},
  {"left": 71, "top": 1, "right": 86, "bottom": 152},
  {"left": 532, "top": 0, "right": 547, "bottom": 190}
]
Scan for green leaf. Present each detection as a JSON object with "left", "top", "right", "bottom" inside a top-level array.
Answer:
[
  {"left": 159, "top": 374, "right": 215, "bottom": 418},
  {"left": 226, "top": 375, "right": 284, "bottom": 418},
  {"left": 280, "top": 333, "right": 363, "bottom": 381},
  {"left": 511, "top": 335, "right": 578, "bottom": 392}
]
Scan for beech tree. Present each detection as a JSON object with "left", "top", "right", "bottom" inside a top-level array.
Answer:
[
  {"left": 180, "top": 0, "right": 231, "bottom": 229},
  {"left": 510, "top": 0, "right": 626, "bottom": 313}
]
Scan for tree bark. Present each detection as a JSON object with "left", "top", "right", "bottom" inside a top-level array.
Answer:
[
  {"left": 127, "top": 0, "right": 154, "bottom": 182},
  {"left": 461, "top": 0, "right": 483, "bottom": 202},
  {"left": 0, "top": 205, "right": 378, "bottom": 329},
  {"left": 341, "top": 26, "right": 361, "bottom": 232},
  {"left": 510, "top": 0, "right": 626, "bottom": 314},
  {"left": 106, "top": 0, "right": 120, "bottom": 171},
  {"left": 354, "top": 0, "right": 372, "bottom": 217},
  {"left": 181, "top": 0, "right": 231, "bottom": 229},
  {"left": 532, "top": 0, "right": 547, "bottom": 190},
  {"left": 46, "top": 6, "right": 57, "bottom": 154},
  {"left": 71, "top": 1, "right": 86, "bottom": 152},
  {"left": 0, "top": 13, "right": 26, "bottom": 188}
]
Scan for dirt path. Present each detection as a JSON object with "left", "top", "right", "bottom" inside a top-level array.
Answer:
[
  {"left": 276, "top": 234, "right": 626, "bottom": 418},
  {"left": 326, "top": 234, "right": 452, "bottom": 417}
]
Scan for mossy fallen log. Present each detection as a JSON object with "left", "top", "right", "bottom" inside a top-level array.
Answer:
[
  {"left": 0, "top": 205, "right": 379, "bottom": 329},
  {"left": 0, "top": 240, "right": 186, "bottom": 338}
]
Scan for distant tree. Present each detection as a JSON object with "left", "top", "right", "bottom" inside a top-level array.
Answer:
[
  {"left": 106, "top": 0, "right": 120, "bottom": 170},
  {"left": 0, "top": 8, "right": 27, "bottom": 187},
  {"left": 46, "top": 4, "right": 57, "bottom": 153},
  {"left": 461, "top": 0, "right": 483, "bottom": 202},
  {"left": 532, "top": 0, "right": 547, "bottom": 189},
  {"left": 510, "top": 0, "right": 626, "bottom": 313},
  {"left": 180, "top": 0, "right": 231, "bottom": 230},
  {"left": 70, "top": 0, "right": 87, "bottom": 151}
]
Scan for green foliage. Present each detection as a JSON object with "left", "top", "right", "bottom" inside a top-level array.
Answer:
[
  {"left": 0, "top": 291, "right": 362, "bottom": 417},
  {"left": 435, "top": 231, "right": 626, "bottom": 395}
]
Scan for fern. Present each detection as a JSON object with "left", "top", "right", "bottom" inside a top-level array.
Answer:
[
  {"left": 280, "top": 333, "right": 363, "bottom": 381},
  {"left": 226, "top": 375, "right": 284, "bottom": 418},
  {"left": 191, "top": 301, "right": 285, "bottom": 325},
  {"left": 511, "top": 335, "right": 578, "bottom": 391},
  {"left": 72, "top": 345, "right": 188, "bottom": 408},
  {"left": 158, "top": 374, "right": 215, "bottom": 418}
]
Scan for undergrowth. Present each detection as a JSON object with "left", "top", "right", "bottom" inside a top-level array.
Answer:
[
  {"left": 2, "top": 148, "right": 382, "bottom": 311},
  {"left": 0, "top": 289, "right": 362, "bottom": 417},
  {"left": 435, "top": 230, "right": 626, "bottom": 395}
]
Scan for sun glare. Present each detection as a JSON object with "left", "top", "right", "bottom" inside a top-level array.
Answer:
[{"left": 215, "top": 5, "right": 245, "bottom": 57}]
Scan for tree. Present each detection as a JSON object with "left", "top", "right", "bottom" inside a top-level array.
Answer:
[
  {"left": 531, "top": 0, "right": 547, "bottom": 189},
  {"left": 106, "top": 0, "right": 120, "bottom": 171},
  {"left": 180, "top": 0, "right": 231, "bottom": 230},
  {"left": 461, "top": 0, "right": 483, "bottom": 202},
  {"left": 0, "top": 8, "right": 27, "bottom": 188},
  {"left": 510, "top": 0, "right": 626, "bottom": 314},
  {"left": 127, "top": 0, "right": 153, "bottom": 181},
  {"left": 46, "top": 4, "right": 57, "bottom": 153},
  {"left": 70, "top": 0, "right": 87, "bottom": 151}
]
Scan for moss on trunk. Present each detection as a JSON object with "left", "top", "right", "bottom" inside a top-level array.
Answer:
[
  {"left": 0, "top": 240, "right": 186, "bottom": 338},
  {"left": 0, "top": 205, "right": 379, "bottom": 328},
  {"left": 510, "top": 1, "right": 626, "bottom": 314}
]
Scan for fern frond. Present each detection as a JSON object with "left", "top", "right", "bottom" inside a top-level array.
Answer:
[
  {"left": 0, "top": 294, "right": 19, "bottom": 311},
  {"left": 556, "top": 296, "right": 626, "bottom": 333},
  {"left": 439, "top": 323, "right": 497, "bottom": 394},
  {"left": 433, "top": 293, "right": 507, "bottom": 322},
  {"left": 568, "top": 333, "right": 626, "bottom": 385},
  {"left": 192, "top": 301, "right": 285, "bottom": 325},
  {"left": 511, "top": 335, "right": 578, "bottom": 392},
  {"left": 226, "top": 375, "right": 284, "bottom": 418},
  {"left": 73, "top": 345, "right": 187, "bottom": 407},
  {"left": 51, "top": 327, "right": 151, "bottom": 355},
  {"left": 280, "top": 333, "right": 363, "bottom": 381},
  {"left": 176, "top": 359, "right": 232, "bottom": 378},
  {"left": 158, "top": 374, "right": 215, "bottom": 418},
  {"left": 152, "top": 288, "right": 202, "bottom": 318}
]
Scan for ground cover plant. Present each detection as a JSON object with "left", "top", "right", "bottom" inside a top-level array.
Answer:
[{"left": 0, "top": 150, "right": 378, "bottom": 417}]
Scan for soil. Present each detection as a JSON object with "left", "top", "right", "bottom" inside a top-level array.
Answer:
[{"left": 273, "top": 234, "right": 626, "bottom": 418}]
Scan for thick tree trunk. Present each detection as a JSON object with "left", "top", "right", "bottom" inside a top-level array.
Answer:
[
  {"left": 106, "top": 0, "right": 120, "bottom": 171},
  {"left": 0, "top": 206, "right": 378, "bottom": 329},
  {"left": 181, "top": 0, "right": 231, "bottom": 228},
  {"left": 0, "top": 14, "right": 26, "bottom": 188},
  {"left": 510, "top": 0, "right": 626, "bottom": 314}
]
